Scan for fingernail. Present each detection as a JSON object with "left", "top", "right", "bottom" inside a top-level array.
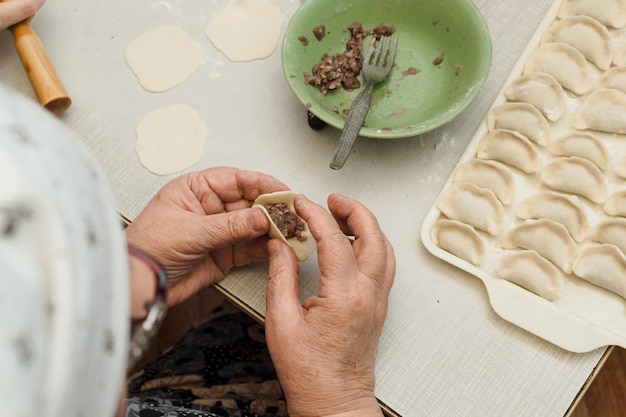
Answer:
[
  {"left": 294, "top": 194, "right": 309, "bottom": 210},
  {"left": 251, "top": 207, "right": 269, "bottom": 232},
  {"left": 267, "top": 239, "right": 280, "bottom": 257}
]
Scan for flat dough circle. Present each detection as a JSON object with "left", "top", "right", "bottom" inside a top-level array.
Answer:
[
  {"left": 205, "top": 0, "right": 283, "bottom": 62},
  {"left": 125, "top": 26, "right": 203, "bottom": 92},
  {"left": 135, "top": 104, "right": 208, "bottom": 175}
]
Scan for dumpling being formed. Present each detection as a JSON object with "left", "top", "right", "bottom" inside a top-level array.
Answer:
[
  {"left": 541, "top": 16, "right": 613, "bottom": 70},
  {"left": 605, "top": 190, "right": 626, "bottom": 216},
  {"left": 597, "top": 66, "right": 626, "bottom": 94},
  {"left": 548, "top": 131, "right": 609, "bottom": 170},
  {"left": 557, "top": 0, "right": 626, "bottom": 29},
  {"left": 453, "top": 159, "right": 515, "bottom": 205},
  {"left": 487, "top": 102, "right": 550, "bottom": 146},
  {"left": 572, "top": 244, "right": 626, "bottom": 299},
  {"left": 591, "top": 218, "right": 626, "bottom": 255},
  {"left": 436, "top": 182, "right": 504, "bottom": 236},
  {"left": 503, "top": 71, "right": 566, "bottom": 122},
  {"left": 430, "top": 219, "right": 486, "bottom": 265},
  {"left": 515, "top": 191, "right": 588, "bottom": 242},
  {"left": 476, "top": 129, "right": 542, "bottom": 174},
  {"left": 494, "top": 250, "right": 562, "bottom": 301},
  {"left": 541, "top": 156, "right": 607, "bottom": 203},
  {"left": 254, "top": 191, "right": 316, "bottom": 261},
  {"left": 523, "top": 42, "right": 592, "bottom": 95},
  {"left": 501, "top": 219, "right": 578, "bottom": 273},
  {"left": 574, "top": 88, "right": 626, "bottom": 134}
]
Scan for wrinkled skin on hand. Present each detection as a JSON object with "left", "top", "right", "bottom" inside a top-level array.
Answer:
[
  {"left": 0, "top": 0, "right": 45, "bottom": 30},
  {"left": 125, "top": 166, "right": 289, "bottom": 306},
  {"left": 265, "top": 193, "right": 396, "bottom": 417}
]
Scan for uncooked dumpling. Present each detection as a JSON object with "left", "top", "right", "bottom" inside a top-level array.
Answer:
[
  {"left": 548, "top": 131, "right": 609, "bottom": 170},
  {"left": 476, "top": 129, "right": 542, "bottom": 173},
  {"left": 541, "top": 156, "right": 607, "bottom": 203},
  {"left": 523, "top": 42, "right": 592, "bottom": 95},
  {"left": 125, "top": 26, "right": 203, "bottom": 93},
  {"left": 615, "top": 156, "right": 626, "bottom": 178},
  {"left": 515, "top": 191, "right": 588, "bottom": 242},
  {"left": 453, "top": 159, "right": 515, "bottom": 205},
  {"left": 541, "top": 16, "right": 613, "bottom": 70},
  {"left": 613, "top": 42, "right": 626, "bottom": 66},
  {"left": 430, "top": 219, "right": 486, "bottom": 265},
  {"left": 605, "top": 190, "right": 626, "bottom": 216},
  {"left": 500, "top": 219, "right": 578, "bottom": 273},
  {"left": 574, "top": 88, "right": 626, "bottom": 134},
  {"left": 503, "top": 71, "right": 566, "bottom": 121},
  {"left": 597, "top": 66, "right": 626, "bottom": 94},
  {"left": 557, "top": 0, "right": 626, "bottom": 29},
  {"left": 572, "top": 244, "right": 626, "bottom": 299},
  {"left": 591, "top": 218, "right": 626, "bottom": 254},
  {"left": 487, "top": 102, "right": 550, "bottom": 146},
  {"left": 206, "top": 0, "right": 283, "bottom": 62},
  {"left": 436, "top": 182, "right": 504, "bottom": 236},
  {"left": 253, "top": 191, "right": 316, "bottom": 261},
  {"left": 494, "top": 250, "right": 562, "bottom": 301},
  {"left": 135, "top": 104, "right": 208, "bottom": 176}
]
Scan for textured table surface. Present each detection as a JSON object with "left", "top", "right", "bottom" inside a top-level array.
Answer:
[{"left": 0, "top": 0, "right": 605, "bottom": 416}]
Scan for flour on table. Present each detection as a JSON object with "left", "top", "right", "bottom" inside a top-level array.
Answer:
[
  {"left": 205, "top": 0, "right": 283, "bottom": 62},
  {"left": 125, "top": 26, "right": 203, "bottom": 92},
  {"left": 135, "top": 104, "right": 208, "bottom": 175}
]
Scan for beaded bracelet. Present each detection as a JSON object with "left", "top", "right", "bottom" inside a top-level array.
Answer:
[{"left": 126, "top": 245, "right": 168, "bottom": 372}]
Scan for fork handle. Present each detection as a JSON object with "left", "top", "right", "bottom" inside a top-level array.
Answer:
[{"left": 329, "top": 80, "right": 374, "bottom": 170}]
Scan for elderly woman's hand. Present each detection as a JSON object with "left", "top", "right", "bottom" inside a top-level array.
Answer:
[
  {"left": 0, "top": 0, "right": 45, "bottom": 30},
  {"left": 125, "top": 166, "right": 289, "bottom": 306},
  {"left": 265, "top": 193, "right": 396, "bottom": 417}
]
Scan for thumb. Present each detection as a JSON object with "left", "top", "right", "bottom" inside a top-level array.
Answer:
[
  {"left": 265, "top": 239, "right": 303, "bottom": 332},
  {"left": 198, "top": 207, "right": 270, "bottom": 249}
]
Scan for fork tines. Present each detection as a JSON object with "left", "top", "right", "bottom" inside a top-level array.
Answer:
[{"left": 366, "top": 34, "right": 398, "bottom": 68}]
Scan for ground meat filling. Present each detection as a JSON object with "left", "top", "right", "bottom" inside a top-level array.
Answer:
[
  {"left": 266, "top": 203, "right": 308, "bottom": 241},
  {"left": 313, "top": 25, "right": 326, "bottom": 41},
  {"left": 303, "top": 22, "right": 395, "bottom": 95}
]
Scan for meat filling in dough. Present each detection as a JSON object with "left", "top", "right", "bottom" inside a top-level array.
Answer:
[{"left": 265, "top": 203, "right": 308, "bottom": 241}]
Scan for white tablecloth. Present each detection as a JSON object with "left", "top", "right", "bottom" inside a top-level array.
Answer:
[{"left": 0, "top": 0, "right": 605, "bottom": 416}]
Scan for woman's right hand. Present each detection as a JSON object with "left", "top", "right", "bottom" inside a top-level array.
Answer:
[
  {"left": 125, "top": 166, "right": 289, "bottom": 307},
  {"left": 0, "top": 0, "right": 46, "bottom": 30},
  {"left": 265, "top": 193, "right": 396, "bottom": 417}
]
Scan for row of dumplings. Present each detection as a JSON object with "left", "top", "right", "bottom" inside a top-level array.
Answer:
[
  {"left": 432, "top": 142, "right": 626, "bottom": 300},
  {"left": 430, "top": 0, "right": 626, "bottom": 303},
  {"left": 447, "top": 125, "right": 626, "bottom": 217},
  {"left": 504, "top": 67, "right": 626, "bottom": 134},
  {"left": 505, "top": 0, "right": 626, "bottom": 135},
  {"left": 431, "top": 216, "right": 626, "bottom": 301},
  {"left": 558, "top": 0, "right": 626, "bottom": 31}
]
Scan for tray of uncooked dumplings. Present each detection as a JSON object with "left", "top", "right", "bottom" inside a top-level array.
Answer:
[{"left": 422, "top": 0, "right": 626, "bottom": 353}]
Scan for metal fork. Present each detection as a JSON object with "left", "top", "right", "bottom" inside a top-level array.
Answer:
[{"left": 330, "top": 34, "right": 398, "bottom": 170}]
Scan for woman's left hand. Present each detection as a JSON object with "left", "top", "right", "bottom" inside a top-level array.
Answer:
[{"left": 125, "top": 166, "right": 289, "bottom": 306}]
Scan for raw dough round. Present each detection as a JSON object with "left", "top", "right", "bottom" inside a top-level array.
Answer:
[
  {"left": 125, "top": 26, "right": 203, "bottom": 93},
  {"left": 135, "top": 104, "right": 208, "bottom": 175},
  {"left": 205, "top": 0, "right": 283, "bottom": 62}
]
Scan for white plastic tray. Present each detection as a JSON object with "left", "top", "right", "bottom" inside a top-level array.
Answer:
[{"left": 421, "top": 0, "right": 626, "bottom": 353}]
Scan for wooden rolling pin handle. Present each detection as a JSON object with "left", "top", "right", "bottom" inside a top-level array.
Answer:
[{"left": 10, "top": 18, "right": 71, "bottom": 114}]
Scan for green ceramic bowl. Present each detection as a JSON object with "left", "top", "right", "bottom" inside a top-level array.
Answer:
[{"left": 282, "top": 0, "right": 492, "bottom": 138}]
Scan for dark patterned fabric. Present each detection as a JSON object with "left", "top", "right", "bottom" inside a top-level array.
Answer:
[{"left": 125, "top": 301, "right": 286, "bottom": 417}]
